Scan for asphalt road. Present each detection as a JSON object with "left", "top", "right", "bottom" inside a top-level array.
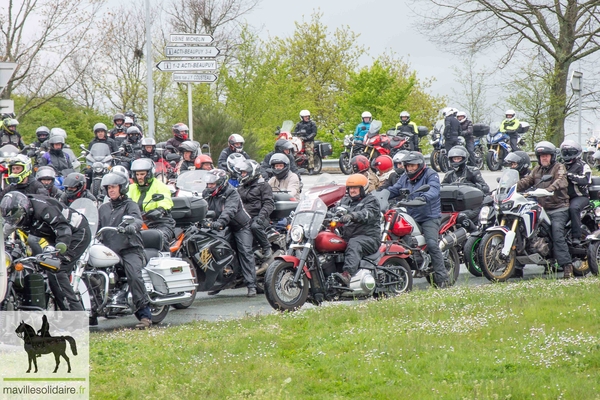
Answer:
[{"left": 93, "top": 169, "right": 533, "bottom": 332}]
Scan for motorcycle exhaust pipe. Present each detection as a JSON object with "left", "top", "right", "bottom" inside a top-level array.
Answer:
[
  {"left": 150, "top": 292, "right": 193, "bottom": 306},
  {"left": 439, "top": 228, "right": 469, "bottom": 252}
]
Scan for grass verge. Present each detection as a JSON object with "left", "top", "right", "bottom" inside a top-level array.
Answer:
[{"left": 90, "top": 278, "right": 600, "bottom": 399}]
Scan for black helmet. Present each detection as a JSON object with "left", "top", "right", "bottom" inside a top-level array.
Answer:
[
  {"left": 130, "top": 158, "right": 155, "bottom": 186},
  {"left": 275, "top": 139, "right": 294, "bottom": 153},
  {"left": 534, "top": 141, "right": 557, "bottom": 166},
  {"left": 448, "top": 146, "right": 469, "bottom": 171},
  {"left": 237, "top": 159, "right": 261, "bottom": 185},
  {"left": 36, "top": 126, "right": 50, "bottom": 143},
  {"left": 270, "top": 153, "right": 290, "bottom": 180},
  {"left": 559, "top": 140, "right": 582, "bottom": 165},
  {"left": 113, "top": 113, "right": 125, "bottom": 126},
  {"left": 178, "top": 141, "right": 199, "bottom": 159},
  {"left": 402, "top": 151, "right": 426, "bottom": 181},
  {"left": 124, "top": 110, "right": 136, "bottom": 122},
  {"left": 101, "top": 172, "right": 129, "bottom": 196},
  {"left": 504, "top": 151, "right": 531, "bottom": 174},
  {"left": 63, "top": 172, "right": 87, "bottom": 200},
  {"left": 0, "top": 191, "right": 31, "bottom": 228},
  {"left": 203, "top": 169, "right": 229, "bottom": 197},
  {"left": 36, "top": 166, "right": 57, "bottom": 190}
]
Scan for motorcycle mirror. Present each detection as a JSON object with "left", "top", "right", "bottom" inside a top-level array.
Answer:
[
  {"left": 541, "top": 174, "right": 552, "bottom": 182},
  {"left": 415, "top": 185, "right": 430, "bottom": 193},
  {"left": 122, "top": 216, "right": 135, "bottom": 225},
  {"left": 79, "top": 144, "right": 87, "bottom": 150},
  {"left": 151, "top": 193, "right": 164, "bottom": 202}
]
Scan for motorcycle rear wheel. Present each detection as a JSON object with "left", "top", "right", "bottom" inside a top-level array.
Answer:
[
  {"left": 586, "top": 241, "right": 600, "bottom": 276},
  {"left": 478, "top": 232, "right": 516, "bottom": 282},
  {"left": 379, "top": 258, "right": 413, "bottom": 294},
  {"left": 150, "top": 304, "right": 169, "bottom": 324},
  {"left": 339, "top": 152, "right": 352, "bottom": 175},
  {"left": 486, "top": 150, "right": 503, "bottom": 171},
  {"left": 430, "top": 150, "right": 442, "bottom": 172},
  {"left": 172, "top": 262, "right": 198, "bottom": 309},
  {"left": 463, "top": 235, "right": 483, "bottom": 277},
  {"left": 264, "top": 260, "right": 309, "bottom": 311},
  {"left": 474, "top": 145, "right": 485, "bottom": 170},
  {"left": 313, "top": 155, "right": 322, "bottom": 174}
]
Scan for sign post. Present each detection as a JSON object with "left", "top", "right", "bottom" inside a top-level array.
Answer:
[{"left": 0, "top": 62, "right": 18, "bottom": 97}]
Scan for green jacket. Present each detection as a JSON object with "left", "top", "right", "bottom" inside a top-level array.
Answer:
[
  {"left": 395, "top": 121, "right": 418, "bottom": 134},
  {"left": 128, "top": 178, "right": 174, "bottom": 212},
  {"left": 499, "top": 118, "right": 521, "bottom": 133}
]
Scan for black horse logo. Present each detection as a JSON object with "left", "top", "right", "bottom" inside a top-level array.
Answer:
[{"left": 14, "top": 316, "right": 78, "bottom": 373}]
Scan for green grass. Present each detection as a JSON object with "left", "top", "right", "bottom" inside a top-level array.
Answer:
[{"left": 90, "top": 278, "right": 600, "bottom": 399}]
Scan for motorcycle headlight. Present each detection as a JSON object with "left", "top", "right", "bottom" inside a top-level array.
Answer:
[
  {"left": 343, "top": 136, "right": 351, "bottom": 147},
  {"left": 290, "top": 226, "right": 304, "bottom": 242},
  {"left": 5, "top": 252, "right": 12, "bottom": 269},
  {"left": 594, "top": 207, "right": 600, "bottom": 218},
  {"left": 500, "top": 201, "right": 514, "bottom": 211},
  {"left": 479, "top": 206, "right": 491, "bottom": 225}
]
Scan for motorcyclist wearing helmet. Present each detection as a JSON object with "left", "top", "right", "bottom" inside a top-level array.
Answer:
[
  {"left": 500, "top": 109, "right": 523, "bottom": 152},
  {"left": 128, "top": 158, "right": 176, "bottom": 248},
  {"left": 268, "top": 153, "right": 300, "bottom": 198},
  {"left": 294, "top": 110, "right": 318, "bottom": 174},
  {"left": 140, "top": 138, "right": 159, "bottom": 162},
  {"left": 125, "top": 110, "right": 144, "bottom": 134},
  {"left": 121, "top": 126, "right": 143, "bottom": 160},
  {"left": 89, "top": 122, "right": 119, "bottom": 153},
  {"left": 59, "top": 172, "right": 97, "bottom": 206},
  {"left": 203, "top": 169, "right": 257, "bottom": 297},
  {"left": 97, "top": 172, "right": 152, "bottom": 328},
  {"left": 372, "top": 155, "right": 394, "bottom": 189},
  {"left": 217, "top": 133, "right": 250, "bottom": 170},
  {"left": 39, "top": 134, "right": 73, "bottom": 173},
  {"left": 560, "top": 140, "right": 591, "bottom": 246},
  {"left": 388, "top": 151, "right": 450, "bottom": 288},
  {"left": 226, "top": 152, "right": 246, "bottom": 187},
  {"left": 1, "top": 191, "right": 91, "bottom": 312},
  {"left": 123, "top": 116, "right": 134, "bottom": 130},
  {"left": 261, "top": 139, "right": 299, "bottom": 179},
  {"left": 456, "top": 111, "right": 477, "bottom": 166},
  {"left": 0, "top": 117, "right": 25, "bottom": 149},
  {"left": 517, "top": 141, "right": 572, "bottom": 278},
  {"left": 108, "top": 113, "right": 127, "bottom": 144},
  {"left": 350, "top": 155, "right": 377, "bottom": 193},
  {"left": 165, "top": 123, "right": 189, "bottom": 154},
  {"left": 33, "top": 126, "right": 51, "bottom": 151},
  {"left": 334, "top": 174, "right": 382, "bottom": 287},
  {"left": 0, "top": 154, "right": 48, "bottom": 198},
  {"left": 378, "top": 150, "right": 408, "bottom": 190},
  {"left": 354, "top": 111, "right": 372, "bottom": 142},
  {"left": 237, "top": 159, "right": 275, "bottom": 260},
  {"left": 178, "top": 141, "right": 200, "bottom": 172},
  {"left": 36, "top": 166, "right": 63, "bottom": 200},
  {"left": 443, "top": 108, "right": 461, "bottom": 152},
  {"left": 194, "top": 154, "right": 214, "bottom": 170},
  {"left": 395, "top": 111, "right": 420, "bottom": 152},
  {"left": 504, "top": 151, "right": 531, "bottom": 179}
]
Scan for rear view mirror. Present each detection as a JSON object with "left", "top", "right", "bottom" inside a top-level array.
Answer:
[
  {"left": 415, "top": 185, "right": 430, "bottom": 193},
  {"left": 123, "top": 216, "right": 135, "bottom": 225}
]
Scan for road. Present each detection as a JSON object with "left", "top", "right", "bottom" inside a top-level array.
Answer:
[{"left": 93, "top": 169, "right": 535, "bottom": 331}]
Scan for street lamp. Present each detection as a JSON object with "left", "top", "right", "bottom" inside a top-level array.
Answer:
[{"left": 570, "top": 70, "right": 583, "bottom": 145}]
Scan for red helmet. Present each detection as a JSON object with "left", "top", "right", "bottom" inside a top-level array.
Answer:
[
  {"left": 373, "top": 155, "right": 393, "bottom": 173},
  {"left": 194, "top": 154, "right": 214, "bottom": 170},
  {"left": 350, "top": 155, "right": 370, "bottom": 174}
]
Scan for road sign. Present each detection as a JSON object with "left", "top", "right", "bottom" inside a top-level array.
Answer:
[
  {"left": 0, "top": 62, "right": 18, "bottom": 95},
  {"left": 173, "top": 73, "right": 218, "bottom": 83},
  {"left": 170, "top": 34, "right": 214, "bottom": 44},
  {"left": 155, "top": 60, "right": 217, "bottom": 72},
  {"left": 165, "top": 46, "right": 220, "bottom": 58},
  {"left": 0, "top": 99, "right": 14, "bottom": 114}
]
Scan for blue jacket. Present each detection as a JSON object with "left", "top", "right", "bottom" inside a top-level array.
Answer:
[
  {"left": 354, "top": 122, "right": 370, "bottom": 141},
  {"left": 388, "top": 167, "right": 441, "bottom": 223}
]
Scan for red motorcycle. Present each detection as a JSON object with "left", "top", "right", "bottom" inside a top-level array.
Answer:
[
  {"left": 275, "top": 120, "right": 332, "bottom": 174},
  {"left": 264, "top": 192, "right": 413, "bottom": 311},
  {"left": 362, "top": 120, "right": 411, "bottom": 162}
]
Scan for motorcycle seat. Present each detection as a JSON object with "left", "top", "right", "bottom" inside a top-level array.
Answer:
[
  {"left": 363, "top": 251, "right": 382, "bottom": 263},
  {"left": 141, "top": 229, "right": 164, "bottom": 260}
]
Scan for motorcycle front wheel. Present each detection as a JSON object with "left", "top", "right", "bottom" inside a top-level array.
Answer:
[
  {"left": 463, "top": 235, "right": 483, "bottom": 277},
  {"left": 478, "top": 231, "right": 516, "bottom": 281},
  {"left": 486, "top": 150, "right": 503, "bottom": 171},
  {"left": 339, "top": 152, "right": 352, "bottom": 175},
  {"left": 430, "top": 150, "right": 442, "bottom": 172},
  {"left": 264, "top": 260, "right": 309, "bottom": 311},
  {"left": 586, "top": 241, "right": 600, "bottom": 276}
]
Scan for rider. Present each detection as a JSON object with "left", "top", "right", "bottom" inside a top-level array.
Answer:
[
  {"left": 268, "top": 153, "right": 300, "bottom": 198},
  {"left": 294, "top": 110, "right": 317, "bottom": 175},
  {"left": 89, "top": 123, "right": 119, "bottom": 153},
  {"left": 372, "top": 155, "right": 394, "bottom": 190},
  {"left": 517, "top": 141, "right": 572, "bottom": 278},
  {"left": 334, "top": 174, "right": 382, "bottom": 287},
  {"left": 350, "top": 155, "right": 378, "bottom": 193},
  {"left": 396, "top": 111, "right": 420, "bottom": 152},
  {"left": 0, "top": 155, "right": 48, "bottom": 197},
  {"left": 1, "top": 191, "right": 91, "bottom": 312},
  {"left": 217, "top": 134, "right": 250, "bottom": 170},
  {"left": 194, "top": 154, "right": 214, "bottom": 170},
  {"left": 124, "top": 110, "right": 144, "bottom": 134},
  {"left": 36, "top": 166, "right": 63, "bottom": 200},
  {"left": 504, "top": 150, "right": 532, "bottom": 179},
  {"left": 178, "top": 141, "right": 200, "bottom": 172},
  {"left": 261, "top": 139, "right": 299, "bottom": 178},
  {"left": 203, "top": 169, "right": 257, "bottom": 297},
  {"left": 378, "top": 151, "right": 408, "bottom": 190},
  {"left": 237, "top": 160, "right": 275, "bottom": 260},
  {"left": 443, "top": 108, "right": 461, "bottom": 152},
  {"left": 121, "top": 126, "right": 143, "bottom": 160},
  {"left": 354, "top": 111, "right": 372, "bottom": 143},
  {"left": 456, "top": 111, "right": 476, "bottom": 166},
  {"left": 560, "top": 140, "right": 591, "bottom": 246},
  {"left": 140, "top": 138, "right": 159, "bottom": 162},
  {"left": 226, "top": 152, "right": 246, "bottom": 187},
  {"left": 97, "top": 172, "right": 153, "bottom": 328},
  {"left": 39, "top": 135, "right": 73, "bottom": 172},
  {"left": 0, "top": 117, "right": 25, "bottom": 149},
  {"left": 165, "top": 123, "right": 189, "bottom": 154},
  {"left": 108, "top": 113, "right": 127, "bottom": 144},
  {"left": 59, "top": 172, "right": 97, "bottom": 206},
  {"left": 388, "top": 151, "right": 450, "bottom": 288},
  {"left": 500, "top": 109, "right": 523, "bottom": 152},
  {"left": 128, "top": 158, "right": 176, "bottom": 248},
  {"left": 33, "top": 126, "right": 51, "bottom": 151}
]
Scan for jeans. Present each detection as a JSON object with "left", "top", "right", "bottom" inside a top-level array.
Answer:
[
  {"left": 548, "top": 208, "right": 572, "bottom": 267},
  {"left": 420, "top": 218, "right": 449, "bottom": 284}
]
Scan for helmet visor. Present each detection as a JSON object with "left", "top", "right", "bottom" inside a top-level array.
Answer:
[{"left": 561, "top": 147, "right": 578, "bottom": 158}]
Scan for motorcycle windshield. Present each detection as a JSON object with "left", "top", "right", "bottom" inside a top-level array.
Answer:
[
  {"left": 292, "top": 197, "right": 328, "bottom": 240},
  {"left": 0, "top": 145, "right": 20, "bottom": 158},
  {"left": 88, "top": 143, "right": 112, "bottom": 163},
  {"left": 367, "top": 120, "right": 382, "bottom": 137},
  {"left": 280, "top": 120, "right": 294, "bottom": 134},
  {"left": 176, "top": 170, "right": 209, "bottom": 194},
  {"left": 495, "top": 169, "right": 519, "bottom": 202}
]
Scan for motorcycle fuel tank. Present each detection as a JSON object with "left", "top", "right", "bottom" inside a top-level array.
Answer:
[
  {"left": 315, "top": 231, "right": 347, "bottom": 253},
  {"left": 88, "top": 244, "right": 121, "bottom": 268}
]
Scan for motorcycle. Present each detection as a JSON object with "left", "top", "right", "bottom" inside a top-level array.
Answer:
[
  {"left": 80, "top": 143, "right": 116, "bottom": 199},
  {"left": 276, "top": 120, "right": 333, "bottom": 174},
  {"left": 429, "top": 121, "right": 449, "bottom": 173},
  {"left": 478, "top": 169, "right": 590, "bottom": 281},
  {"left": 339, "top": 130, "right": 365, "bottom": 175},
  {"left": 485, "top": 122, "right": 528, "bottom": 171},
  {"left": 263, "top": 191, "right": 412, "bottom": 311},
  {"left": 463, "top": 195, "right": 496, "bottom": 277},
  {"left": 362, "top": 121, "right": 411, "bottom": 163}
]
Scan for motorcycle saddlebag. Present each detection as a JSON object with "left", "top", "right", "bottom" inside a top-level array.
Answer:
[
  {"left": 590, "top": 176, "right": 600, "bottom": 200},
  {"left": 171, "top": 196, "right": 208, "bottom": 227},
  {"left": 440, "top": 185, "right": 484, "bottom": 212},
  {"left": 271, "top": 192, "right": 299, "bottom": 220},
  {"left": 145, "top": 257, "right": 197, "bottom": 294},
  {"left": 472, "top": 124, "right": 490, "bottom": 138},
  {"left": 24, "top": 273, "right": 47, "bottom": 309},
  {"left": 417, "top": 126, "right": 429, "bottom": 137},
  {"left": 314, "top": 141, "right": 333, "bottom": 158}
]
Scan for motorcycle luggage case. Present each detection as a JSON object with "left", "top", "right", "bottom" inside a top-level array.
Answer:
[
  {"left": 473, "top": 124, "right": 490, "bottom": 137},
  {"left": 590, "top": 177, "right": 600, "bottom": 200},
  {"left": 271, "top": 192, "right": 299, "bottom": 220},
  {"left": 145, "top": 257, "right": 197, "bottom": 294},
  {"left": 171, "top": 196, "right": 208, "bottom": 227},
  {"left": 417, "top": 126, "right": 429, "bottom": 137},
  {"left": 24, "top": 273, "right": 46, "bottom": 309},
  {"left": 440, "top": 185, "right": 484, "bottom": 212},
  {"left": 315, "top": 141, "right": 333, "bottom": 158}
]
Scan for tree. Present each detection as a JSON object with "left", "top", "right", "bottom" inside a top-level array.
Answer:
[
  {"left": 0, "top": 0, "right": 103, "bottom": 117},
  {"left": 451, "top": 52, "right": 493, "bottom": 124},
  {"left": 415, "top": 0, "right": 600, "bottom": 144}
]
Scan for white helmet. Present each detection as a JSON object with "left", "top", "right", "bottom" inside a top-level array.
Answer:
[
  {"left": 446, "top": 108, "right": 458, "bottom": 116},
  {"left": 124, "top": 116, "right": 134, "bottom": 125},
  {"left": 299, "top": 110, "right": 310, "bottom": 118},
  {"left": 505, "top": 109, "right": 516, "bottom": 120},
  {"left": 456, "top": 111, "right": 467, "bottom": 120},
  {"left": 50, "top": 127, "right": 67, "bottom": 139},
  {"left": 361, "top": 111, "right": 372, "bottom": 119}
]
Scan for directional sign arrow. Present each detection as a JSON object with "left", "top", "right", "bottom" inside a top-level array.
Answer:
[
  {"left": 155, "top": 60, "right": 217, "bottom": 72},
  {"left": 173, "top": 73, "right": 218, "bottom": 83},
  {"left": 165, "top": 46, "right": 220, "bottom": 58},
  {"left": 170, "top": 33, "right": 214, "bottom": 44}
]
